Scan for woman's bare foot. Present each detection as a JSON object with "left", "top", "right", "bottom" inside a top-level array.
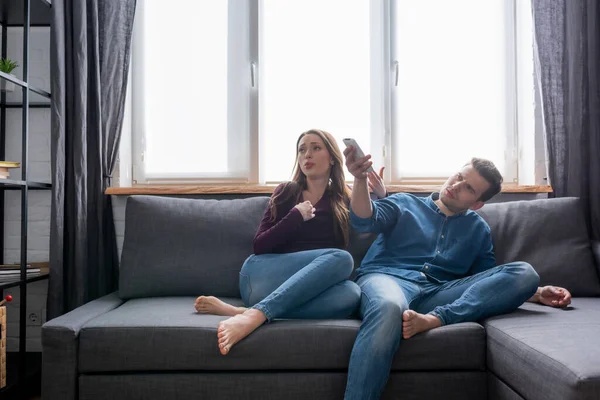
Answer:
[
  {"left": 217, "top": 309, "right": 267, "bottom": 355},
  {"left": 195, "top": 296, "right": 247, "bottom": 316},
  {"left": 402, "top": 310, "right": 442, "bottom": 339}
]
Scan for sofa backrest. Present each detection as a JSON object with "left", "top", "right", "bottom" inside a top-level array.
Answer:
[
  {"left": 476, "top": 197, "right": 600, "bottom": 296},
  {"left": 119, "top": 195, "right": 600, "bottom": 299},
  {"left": 119, "top": 195, "right": 270, "bottom": 299}
]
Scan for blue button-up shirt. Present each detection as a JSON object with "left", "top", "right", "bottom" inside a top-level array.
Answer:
[{"left": 350, "top": 193, "right": 495, "bottom": 283}]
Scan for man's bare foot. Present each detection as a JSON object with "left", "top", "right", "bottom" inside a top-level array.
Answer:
[
  {"left": 195, "top": 296, "right": 247, "bottom": 316},
  {"left": 217, "top": 309, "right": 267, "bottom": 355},
  {"left": 402, "top": 310, "right": 442, "bottom": 339}
]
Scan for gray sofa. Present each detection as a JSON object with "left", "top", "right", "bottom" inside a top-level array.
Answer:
[{"left": 42, "top": 195, "right": 600, "bottom": 400}]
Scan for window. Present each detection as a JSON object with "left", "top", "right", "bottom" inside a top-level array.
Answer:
[
  {"left": 132, "top": 0, "right": 252, "bottom": 183},
  {"left": 261, "top": 0, "right": 373, "bottom": 183},
  {"left": 392, "top": 0, "right": 519, "bottom": 181},
  {"left": 130, "top": 0, "right": 535, "bottom": 185}
]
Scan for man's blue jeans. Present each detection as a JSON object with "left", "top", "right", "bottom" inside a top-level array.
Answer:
[
  {"left": 344, "top": 262, "right": 540, "bottom": 400},
  {"left": 239, "top": 248, "right": 361, "bottom": 321}
]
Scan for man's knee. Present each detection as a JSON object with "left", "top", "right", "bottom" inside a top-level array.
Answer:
[
  {"left": 511, "top": 261, "right": 540, "bottom": 295},
  {"left": 359, "top": 298, "right": 405, "bottom": 350},
  {"left": 363, "top": 298, "right": 405, "bottom": 329}
]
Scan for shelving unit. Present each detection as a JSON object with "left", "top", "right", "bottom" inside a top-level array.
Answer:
[{"left": 0, "top": 0, "right": 51, "bottom": 397}]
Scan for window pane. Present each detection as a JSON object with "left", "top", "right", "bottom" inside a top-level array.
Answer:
[
  {"left": 262, "top": 0, "right": 371, "bottom": 182},
  {"left": 141, "top": 0, "right": 228, "bottom": 176},
  {"left": 393, "top": 0, "right": 508, "bottom": 178}
]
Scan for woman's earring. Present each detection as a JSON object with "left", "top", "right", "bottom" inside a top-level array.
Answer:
[{"left": 330, "top": 160, "right": 335, "bottom": 165}]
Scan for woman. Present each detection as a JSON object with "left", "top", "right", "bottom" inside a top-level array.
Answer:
[{"left": 195, "top": 129, "right": 385, "bottom": 355}]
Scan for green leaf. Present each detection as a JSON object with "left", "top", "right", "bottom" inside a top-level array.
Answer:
[{"left": 0, "top": 57, "right": 18, "bottom": 74}]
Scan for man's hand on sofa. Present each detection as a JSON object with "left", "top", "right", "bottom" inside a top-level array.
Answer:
[{"left": 531, "top": 286, "right": 572, "bottom": 308}]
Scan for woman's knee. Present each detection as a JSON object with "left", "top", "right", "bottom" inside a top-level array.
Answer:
[
  {"left": 240, "top": 254, "right": 259, "bottom": 276},
  {"left": 325, "top": 249, "right": 355, "bottom": 278},
  {"left": 334, "top": 281, "right": 362, "bottom": 317}
]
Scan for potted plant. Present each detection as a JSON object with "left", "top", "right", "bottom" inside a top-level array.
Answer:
[{"left": 0, "top": 58, "right": 19, "bottom": 92}]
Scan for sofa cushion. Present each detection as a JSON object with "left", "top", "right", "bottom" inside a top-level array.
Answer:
[
  {"left": 119, "top": 196, "right": 270, "bottom": 299},
  {"left": 78, "top": 297, "right": 486, "bottom": 372},
  {"left": 476, "top": 197, "right": 600, "bottom": 296},
  {"left": 485, "top": 299, "right": 600, "bottom": 400}
]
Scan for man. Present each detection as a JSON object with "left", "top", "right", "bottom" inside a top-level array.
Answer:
[{"left": 343, "top": 147, "right": 572, "bottom": 400}]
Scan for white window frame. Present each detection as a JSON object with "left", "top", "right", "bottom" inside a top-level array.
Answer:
[
  {"left": 131, "top": 0, "right": 258, "bottom": 184},
  {"left": 387, "top": 0, "right": 527, "bottom": 185},
  {"left": 128, "top": 0, "right": 534, "bottom": 187},
  {"left": 257, "top": 0, "right": 387, "bottom": 184}
]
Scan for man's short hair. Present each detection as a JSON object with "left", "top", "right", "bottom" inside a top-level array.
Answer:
[{"left": 468, "top": 158, "right": 503, "bottom": 202}]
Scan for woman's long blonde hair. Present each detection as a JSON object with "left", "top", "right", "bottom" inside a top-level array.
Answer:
[{"left": 269, "top": 129, "right": 351, "bottom": 247}]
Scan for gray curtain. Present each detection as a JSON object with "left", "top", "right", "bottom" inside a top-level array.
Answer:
[
  {"left": 532, "top": 0, "right": 600, "bottom": 240},
  {"left": 49, "top": 0, "right": 137, "bottom": 318}
]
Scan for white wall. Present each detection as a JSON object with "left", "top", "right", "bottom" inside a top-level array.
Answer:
[{"left": 2, "top": 27, "right": 51, "bottom": 351}]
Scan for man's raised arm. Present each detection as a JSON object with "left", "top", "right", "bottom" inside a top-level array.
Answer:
[{"left": 344, "top": 146, "right": 373, "bottom": 218}]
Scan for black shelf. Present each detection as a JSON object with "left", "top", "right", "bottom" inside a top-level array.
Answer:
[
  {"left": 26, "top": 181, "right": 52, "bottom": 189},
  {"left": 0, "top": 71, "right": 51, "bottom": 99},
  {"left": 0, "top": 272, "right": 48, "bottom": 290},
  {"left": 0, "top": 0, "right": 51, "bottom": 27},
  {"left": 2, "top": 102, "right": 50, "bottom": 108},
  {"left": 0, "top": 71, "right": 24, "bottom": 87},
  {"left": 0, "top": 179, "right": 51, "bottom": 189},
  {"left": 0, "top": 1, "right": 53, "bottom": 398},
  {"left": 28, "top": 85, "right": 50, "bottom": 99},
  {"left": 0, "top": 178, "right": 24, "bottom": 187}
]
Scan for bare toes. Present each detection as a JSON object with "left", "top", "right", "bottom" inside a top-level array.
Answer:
[
  {"left": 403, "top": 310, "right": 416, "bottom": 321},
  {"left": 219, "top": 340, "right": 230, "bottom": 354}
]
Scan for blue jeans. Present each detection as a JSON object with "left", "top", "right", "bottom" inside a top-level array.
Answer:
[
  {"left": 239, "top": 248, "right": 361, "bottom": 321},
  {"left": 344, "top": 261, "right": 540, "bottom": 400}
]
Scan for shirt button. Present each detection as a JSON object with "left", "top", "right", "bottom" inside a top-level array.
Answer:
[
  {"left": 425, "top": 266, "right": 429, "bottom": 269},
  {"left": 437, "top": 250, "right": 440, "bottom": 254},
  {"left": 441, "top": 235, "right": 445, "bottom": 238}
]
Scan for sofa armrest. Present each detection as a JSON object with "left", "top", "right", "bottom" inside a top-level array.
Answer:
[
  {"left": 42, "top": 292, "right": 124, "bottom": 400},
  {"left": 592, "top": 240, "right": 600, "bottom": 274}
]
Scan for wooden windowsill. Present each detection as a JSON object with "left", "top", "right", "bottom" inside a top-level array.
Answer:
[{"left": 105, "top": 184, "right": 552, "bottom": 195}]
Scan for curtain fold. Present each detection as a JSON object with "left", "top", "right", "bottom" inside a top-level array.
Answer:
[
  {"left": 532, "top": 0, "right": 600, "bottom": 240},
  {"left": 49, "top": 0, "right": 137, "bottom": 318}
]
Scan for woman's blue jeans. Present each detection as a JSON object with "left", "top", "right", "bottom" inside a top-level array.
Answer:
[{"left": 239, "top": 248, "right": 361, "bottom": 321}]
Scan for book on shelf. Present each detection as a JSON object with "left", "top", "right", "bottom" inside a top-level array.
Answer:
[
  {"left": 0, "top": 268, "right": 41, "bottom": 275},
  {"left": 0, "top": 262, "right": 49, "bottom": 273},
  {"left": 0, "top": 161, "right": 19, "bottom": 180},
  {"left": 0, "top": 168, "right": 11, "bottom": 179},
  {"left": 0, "top": 267, "right": 45, "bottom": 282},
  {"left": 0, "top": 274, "right": 42, "bottom": 282}
]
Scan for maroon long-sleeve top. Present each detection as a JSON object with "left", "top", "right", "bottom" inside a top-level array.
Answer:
[{"left": 253, "top": 183, "right": 345, "bottom": 255}]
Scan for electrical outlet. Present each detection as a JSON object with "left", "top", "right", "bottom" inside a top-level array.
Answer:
[{"left": 27, "top": 309, "right": 42, "bottom": 326}]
